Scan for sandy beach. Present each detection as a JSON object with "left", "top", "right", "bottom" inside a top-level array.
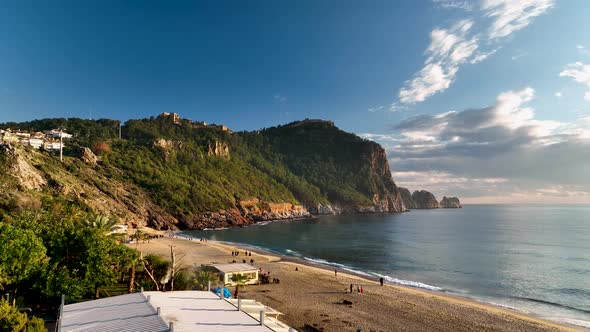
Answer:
[{"left": 129, "top": 236, "right": 582, "bottom": 332}]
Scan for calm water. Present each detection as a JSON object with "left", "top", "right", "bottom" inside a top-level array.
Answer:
[{"left": 184, "top": 205, "right": 590, "bottom": 328}]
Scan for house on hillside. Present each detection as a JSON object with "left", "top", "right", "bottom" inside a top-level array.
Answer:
[
  {"left": 28, "top": 138, "right": 44, "bottom": 149},
  {"left": 46, "top": 129, "right": 73, "bottom": 139}
]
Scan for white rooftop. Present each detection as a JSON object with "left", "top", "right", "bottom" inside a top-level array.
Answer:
[
  {"left": 60, "top": 292, "right": 168, "bottom": 332},
  {"left": 60, "top": 291, "right": 291, "bottom": 332},
  {"left": 211, "top": 263, "right": 258, "bottom": 273},
  {"left": 146, "top": 291, "right": 273, "bottom": 332}
]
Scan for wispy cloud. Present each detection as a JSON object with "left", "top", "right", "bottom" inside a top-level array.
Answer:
[
  {"left": 560, "top": 62, "right": 590, "bottom": 101},
  {"left": 511, "top": 51, "right": 527, "bottom": 60},
  {"left": 431, "top": 0, "right": 474, "bottom": 11},
  {"left": 396, "top": 0, "right": 554, "bottom": 107},
  {"left": 482, "top": 0, "right": 554, "bottom": 39},
  {"left": 273, "top": 94, "right": 287, "bottom": 103},
  {"left": 368, "top": 105, "right": 384, "bottom": 112},
  {"left": 470, "top": 48, "right": 499, "bottom": 64},
  {"left": 399, "top": 20, "right": 478, "bottom": 104},
  {"left": 554, "top": 91, "right": 563, "bottom": 98}
]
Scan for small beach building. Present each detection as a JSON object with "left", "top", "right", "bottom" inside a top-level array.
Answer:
[
  {"left": 58, "top": 290, "right": 293, "bottom": 332},
  {"left": 210, "top": 263, "right": 259, "bottom": 286}
]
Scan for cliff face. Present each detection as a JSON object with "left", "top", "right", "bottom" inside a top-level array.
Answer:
[
  {"left": 261, "top": 120, "right": 406, "bottom": 214},
  {"left": 440, "top": 196, "right": 462, "bottom": 208},
  {"left": 411, "top": 190, "right": 440, "bottom": 209}
]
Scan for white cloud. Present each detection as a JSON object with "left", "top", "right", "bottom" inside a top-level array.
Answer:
[
  {"left": 399, "top": 20, "right": 478, "bottom": 104},
  {"left": 273, "top": 94, "right": 287, "bottom": 103},
  {"left": 432, "top": 0, "right": 474, "bottom": 11},
  {"left": 554, "top": 91, "right": 562, "bottom": 98},
  {"left": 396, "top": 1, "right": 555, "bottom": 106},
  {"left": 470, "top": 48, "right": 498, "bottom": 64},
  {"left": 368, "top": 87, "right": 590, "bottom": 202},
  {"left": 368, "top": 105, "right": 384, "bottom": 112},
  {"left": 511, "top": 51, "right": 527, "bottom": 60},
  {"left": 559, "top": 62, "right": 590, "bottom": 101},
  {"left": 482, "top": 0, "right": 554, "bottom": 39}
]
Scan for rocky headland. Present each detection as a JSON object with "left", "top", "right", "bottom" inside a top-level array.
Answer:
[
  {"left": 0, "top": 115, "right": 461, "bottom": 230},
  {"left": 398, "top": 187, "right": 462, "bottom": 210}
]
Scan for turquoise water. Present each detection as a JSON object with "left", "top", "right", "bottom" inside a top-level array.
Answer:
[{"left": 184, "top": 205, "right": 590, "bottom": 328}]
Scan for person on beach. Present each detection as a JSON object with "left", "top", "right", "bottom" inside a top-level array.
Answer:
[
  {"left": 357, "top": 284, "right": 360, "bottom": 293},
  {"left": 334, "top": 269, "right": 337, "bottom": 277},
  {"left": 379, "top": 277, "right": 384, "bottom": 286},
  {"left": 350, "top": 284, "right": 353, "bottom": 293}
]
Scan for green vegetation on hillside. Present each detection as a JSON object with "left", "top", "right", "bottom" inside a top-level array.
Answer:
[{"left": 0, "top": 115, "right": 401, "bottom": 225}]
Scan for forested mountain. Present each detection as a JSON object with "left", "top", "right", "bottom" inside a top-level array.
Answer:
[{"left": 0, "top": 114, "right": 406, "bottom": 229}]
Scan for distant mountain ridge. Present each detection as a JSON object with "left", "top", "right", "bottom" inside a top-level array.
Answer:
[{"left": 1, "top": 115, "right": 435, "bottom": 229}]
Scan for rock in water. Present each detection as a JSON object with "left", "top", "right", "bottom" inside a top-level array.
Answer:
[
  {"left": 411, "top": 190, "right": 440, "bottom": 209},
  {"left": 398, "top": 187, "right": 414, "bottom": 209},
  {"left": 440, "top": 196, "right": 462, "bottom": 208}
]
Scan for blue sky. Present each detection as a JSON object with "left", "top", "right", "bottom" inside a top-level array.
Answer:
[{"left": 1, "top": 0, "right": 589, "bottom": 202}]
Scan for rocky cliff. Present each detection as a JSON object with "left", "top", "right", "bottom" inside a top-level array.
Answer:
[
  {"left": 0, "top": 116, "right": 413, "bottom": 230},
  {"left": 411, "top": 190, "right": 440, "bottom": 209},
  {"left": 440, "top": 196, "right": 462, "bottom": 208}
]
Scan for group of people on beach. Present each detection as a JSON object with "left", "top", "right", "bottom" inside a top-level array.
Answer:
[{"left": 231, "top": 250, "right": 252, "bottom": 257}]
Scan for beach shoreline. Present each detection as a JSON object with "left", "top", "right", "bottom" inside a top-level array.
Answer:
[{"left": 129, "top": 234, "right": 584, "bottom": 331}]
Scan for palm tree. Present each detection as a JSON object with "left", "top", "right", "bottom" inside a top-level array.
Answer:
[
  {"left": 231, "top": 273, "right": 250, "bottom": 299},
  {"left": 78, "top": 214, "right": 118, "bottom": 233},
  {"left": 195, "top": 270, "right": 218, "bottom": 290}
]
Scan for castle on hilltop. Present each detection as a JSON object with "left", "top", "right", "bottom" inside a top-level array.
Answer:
[{"left": 159, "top": 112, "right": 231, "bottom": 132}]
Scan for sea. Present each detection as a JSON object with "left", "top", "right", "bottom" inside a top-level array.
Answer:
[{"left": 183, "top": 205, "right": 590, "bottom": 329}]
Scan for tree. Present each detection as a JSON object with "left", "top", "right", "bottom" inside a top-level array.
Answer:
[
  {"left": 230, "top": 273, "right": 250, "bottom": 299},
  {"left": 139, "top": 255, "right": 169, "bottom": 291},
  {"left": 77, "top": 214, "right": 118, "bottom": 233},
  {"left": 195, "top": 270, "right": 218, "bottom": 290},
  {"left": 0, "top": 223, "right": 47, "bottom": 305},
  {"left": 41, "top": 227, "right": 123, "bottom": 300},
  {"left": 0, "top": 299, "right": 46, "bottom": 332}
]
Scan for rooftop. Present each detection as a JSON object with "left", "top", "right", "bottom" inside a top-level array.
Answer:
[
  {"left": 211, "top": 263, "right": 258, "bottom": 273},
  {"left": 60, "top": 292, "right": 168, "bottom": 332},
  {"left": 60, "top": 291, "right": 291, "bottom": 332}
]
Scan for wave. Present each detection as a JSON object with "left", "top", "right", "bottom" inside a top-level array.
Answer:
[
  {"left": 375, "top": 273, "right": 443, "bottom": 291},
  {"left": 479, "top": 301, "right": 527, "bottom": 313},
  {"left": 302, "top": 257, "right": 375, "bottom": 278},
  {"left": 510, "top": 296, "right": 590, "bottom": 315},
  {"left": 550, "top": 317, "right": 590, "bottom": 329},
  {"left": 300, "top": 257, "right": 443, "bottom": 291}
]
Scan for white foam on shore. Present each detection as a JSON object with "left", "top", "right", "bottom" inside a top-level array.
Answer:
[
  {"left": 375, "top": 273, "right": 444, "bottom": 291},
  {"left": 302, "top": 257, "right": 374, "bottom": 278},
  {"left": 550, "top": 317, "right": 590, "bottom": 329},
  {"left": 480, "top": 301, "right": 527, "bottom": 313}
]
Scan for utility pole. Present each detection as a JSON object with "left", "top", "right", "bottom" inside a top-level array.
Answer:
[
  {"left": 119, "top": 121, "right": 122, "bottom": 140},
  {"left": 59, "top": 128, "right": 63, "bottom": 162}
]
